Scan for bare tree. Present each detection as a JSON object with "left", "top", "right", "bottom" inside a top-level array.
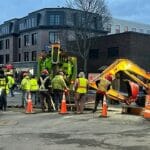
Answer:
[{"left": 66, "top": 0, "right": 111, "bottom": 74}]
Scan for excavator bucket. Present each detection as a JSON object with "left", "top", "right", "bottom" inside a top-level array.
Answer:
[
  {"left": 125, "top": 81, "right": 139, "bottom": 104},
  {"left": 128, "top": 81, "right": 139, "bottom": 99}
]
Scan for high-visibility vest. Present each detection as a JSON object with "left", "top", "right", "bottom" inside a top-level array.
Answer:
[
  {"left": 21, "top": 76, "right": 30, "bottom": 91},
  {"left": 0, "top": 77, "right": 9, "bottom": 94},
  {"left": 97, "top": 78, "right": 111, "bottom": 93},
  {"left": 39, "top": 76, "right": 49, "bottom": 91},
  {"left": 76, "top": 78, "right": 88, "bottom": 94},
  {"left": 30, "top": 78, "right": 39, "bottom": 91},
  {"left": 7, "top": 76, "right": 15, "bottom": 88}
]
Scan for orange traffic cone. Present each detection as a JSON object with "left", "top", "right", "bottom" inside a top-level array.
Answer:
[
  {"left": 59, "top": 93, "right": 68, "bottom": 114},
  {"left": 25, "top": 93, "right": 34, "bottom": 114},
  {"left": 101, "top": 95, "right": 108, "bottom": 117},
  {"left": 143, "top": 94, "right": 150, "bottom": 119}
]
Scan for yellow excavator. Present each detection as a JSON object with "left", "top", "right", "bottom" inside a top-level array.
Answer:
[{"left": 89, "top": 59, "right": 150, "bottom": 106}]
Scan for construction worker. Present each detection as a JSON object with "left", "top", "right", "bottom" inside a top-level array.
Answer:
[
  {"left": 0, "top": 68, "right": 9, "bottom": 111},
  {"left": 7, "top": 72, "right": 15, "bottom": 97},
  {"left": 51, "top": 71, "right": 69, "bottom": 111},
  {"left": 38, "top": 69, "right": 52, "bottom": 112},
  {"left": 74, "top": 72, "right": 88, "bottom": 114},
  {"left": 92, "top": 74, "right": 113, "bottom": 113},
  {"left": 62, "top": 57, "right": 73, "bottom": 80},
  {"left": 30, "top": 75, "right": 39, "bottom": 105},
  {"left": 20, "top": 72, "right": 31, "bottom": 108}
]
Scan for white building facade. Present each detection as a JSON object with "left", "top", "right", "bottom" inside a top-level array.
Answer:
[{"left": 106, "top": 18, "right": 150, "bottom": 35}]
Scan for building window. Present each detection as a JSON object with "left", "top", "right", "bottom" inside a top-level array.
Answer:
[
  {"left": 24, "top": 35, "right": 29, "bottom": 46},
  {"left": 31, "top": 33, "right": 37, "bottom": 45},
  {"left": 49, "top": 32, "right": 60, "bottom": 44},
  {"left": 73, "top": 13, "right": 78, "bottom": 26},
  {"left": 5, "top": 54, "right": 9, "bottom": 64},
  {"left": 147, "top": 30, "right": 150, "bottom": 34},
  {"left": 0, "top": 40, "right": 3, "bottom": 50},
  {"left": 31, "top": 51, "right": 36, "bottom": 61},
  {"left": 0, "top": 55, "right": 4, "bottom": 64},
  {"left": 92, "top": 17, "right": 98, "bottom": 29},
  {"left": 0, "top": 25, "right": 9, "bottom": 35},
  {"left": 139, "top": 29, "right": 144, "bottom": 33},
  {"left": 132, "top": 28, "right": 136, "bottom": 32},
  {"left": 89, "top": 49, "right": 99, "bottom": 59},
  {"left": 18, "top": 53, "right": 21, "bottom": 62},
  {"left": 18, "top": 38, "right": 21, "bottom": 48},
  {"left": 5, "top": 39, "right": 10, "bottom": 49},
  {"left": 115, "top": 25, "right": 120, "bottom": 33},
  {"left": 107, "top": 47, "right": 119, "bottom": 58},
  {"left": 107, "top": 24, "right": 111, "bottom": 32},
  {"left": 24, "top": 52, "right": 29, "bottom": 61},
  {"left": 124, "top": 26, "right": 128, "bottom": 32},
  {"left": 19, "top": 17, "right": 37, "bottom": 31},
  {"left": 49, "top": 14, "right": 61, "bottom": 25}
]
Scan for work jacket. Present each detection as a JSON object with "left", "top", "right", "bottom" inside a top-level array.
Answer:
[
  {"left": 21, "top": 76, "right": 30, "bottom": 91},
  {"left": 51, "top": 75, "right": 67, "bottom": 91},
  {"left": 38, "top": 75, "right": 51, "bottom": 92},
  {"left": 97, "top": 78, "right": 111, "bottom": 93},
  {"left": 0, "top": 75, "right": 9, "bottom": 94},
  {"left": 7, "top": 76, "right": 15, "bottom": 88},
  {"left": 30, "top": 78, "right": 39, "bottom": 91},
  {"left": 75, "top": 77, "right": 88, "bottom": 94}
]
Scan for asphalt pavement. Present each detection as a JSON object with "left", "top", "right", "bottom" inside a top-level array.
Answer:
[{"left": 0, "top": 91, "right": 150, "bottom": 150}]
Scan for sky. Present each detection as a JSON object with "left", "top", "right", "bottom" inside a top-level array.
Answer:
[{"left": 0, "top": 0, "right": 150, "bottom": 25}]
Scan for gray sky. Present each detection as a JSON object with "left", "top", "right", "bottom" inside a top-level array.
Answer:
[{"left": 0, "top": 0, "right": 149, "bottom": 25}]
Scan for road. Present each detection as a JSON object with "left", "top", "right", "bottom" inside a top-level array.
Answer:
[{"left": 0, "top": 92, "right": 150, "bottom": 150}]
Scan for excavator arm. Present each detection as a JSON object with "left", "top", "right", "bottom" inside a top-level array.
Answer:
[{"left": 90, "top": 59, "right": 150, "bottom": 104}]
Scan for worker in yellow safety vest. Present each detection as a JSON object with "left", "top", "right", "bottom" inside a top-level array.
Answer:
[
  {"left": 7, "top": 72, "right": 15, "bottom": 97},
  {"left": 92, "top": 74, "right": 113, "bottom": 113},
  {"left": 30, "top": 75, "right": 39, "bottom": 105},
  {"left": 74, "top": 72, "right": 88, "bottom": 114},
  {"left": 62, "top": 58, "right": 73, "bottom": 79},
  {"left": 51, "top": 71, "right": 69, "bottom": 111},
  {"left": 0, "top": 68, "right": 9, "bottom": 111},
  {"left": 20, "top": 72, "right": 31, "bottom": 108}
]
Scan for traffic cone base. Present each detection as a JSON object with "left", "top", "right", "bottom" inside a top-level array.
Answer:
[
  {"left": 143, "top": 95, "right": 150, "bottom": 119},
  {"left": 143, "top": 109, "right": 150, "bottom": 119},
  {"left": 100, "top": 96, "right": 108, "bottom": 118},
  {"left": 59, "top": 93, "right": 68, "bottom": 115},
  {"left": 25, "top": 93, "right": 35, "bottom": 114}
]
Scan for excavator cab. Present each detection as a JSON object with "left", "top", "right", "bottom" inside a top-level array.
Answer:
[{"left": 51, "top": 43, "right": 61, "bottom": 64}]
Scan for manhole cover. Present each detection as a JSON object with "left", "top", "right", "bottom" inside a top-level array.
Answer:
[{"left": 0, "top": 120, "right": 18, "bottom": 126}]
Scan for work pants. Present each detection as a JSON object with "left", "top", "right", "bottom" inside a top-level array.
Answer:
[
  {"left": 53, "top": 89, "right": 63, "bottom": 111},
  {"left": 0, "top": 90, "right": 7, "bottom": 111},
  {"left": 74, "top": 93, "right": 86, "bottom": 113},
  {"left": 31, "top": 91, "right": 38, "bottom": 105},
  {"left": 22, "top": 90, "right": 30, "bottom": 107},
  {"left": 93, "top": 92, "right": 104, "bottom": 113},
  {"left": 39, "top": 91, "right": 51, "bottom": 112}
]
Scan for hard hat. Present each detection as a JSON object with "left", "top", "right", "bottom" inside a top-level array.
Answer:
[
  {"left": 105, "top": 74, "right": 113, "bottom": 82},
  {"left": 41, "top": 69, "right": 49, "bottom": 75},
  {"left": 59, "top": 71, "right": 64, "bottom": 76},
  {"left": 78, "top": 72, "right": 85, "bottom": 78}
]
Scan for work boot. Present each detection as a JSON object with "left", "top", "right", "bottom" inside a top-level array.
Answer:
[{"left": 92, "top": 109, "right": 97, "bottom": 113}]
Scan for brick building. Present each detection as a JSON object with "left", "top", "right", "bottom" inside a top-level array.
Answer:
[{"left": 88, "top": 32, "right": 150, "bottom": 73}]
